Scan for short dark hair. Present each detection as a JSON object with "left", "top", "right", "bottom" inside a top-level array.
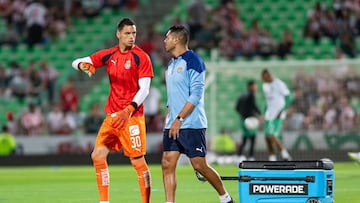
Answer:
[
  {"left": 261, "top": 68, "right": 270, "bottom": 76},
  {"left": 168, "top": 25, "right": 189, "bottom": 44},
  {"left": 247, "top": 80, "right": 256, "bottom": 88},
  {"left": 117, "top": 18, "right": 136, "bottom": 31}
]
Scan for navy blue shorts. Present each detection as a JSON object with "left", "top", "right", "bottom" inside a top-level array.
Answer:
[{"left": 163, "top": 129, "right": 207, "bottom": 158}]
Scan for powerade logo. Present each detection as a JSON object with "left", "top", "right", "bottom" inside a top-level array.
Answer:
[{"left": 250, "top": 184, "right": 308, "bottom": 195}]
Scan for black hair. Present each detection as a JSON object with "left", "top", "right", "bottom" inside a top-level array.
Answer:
[
  {"left": 2, "top": 125, "right": 8, "bottom": 132},
  {"left": 247, "top": 79, "right": 256, "bottom": 87},
  {"left": 117, "top": 18, "right": 136, "bottom": 31},
  {"left": 261, "top": 68, "right": 270, "bottom": 76},
  {"left": 168, "top": 25, "right": 189, "bottom": 44}
]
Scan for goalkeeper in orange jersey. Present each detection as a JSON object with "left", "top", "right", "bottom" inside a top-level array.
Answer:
[{"left": 72, "top": 18, "right": 153, "bottom": 203}]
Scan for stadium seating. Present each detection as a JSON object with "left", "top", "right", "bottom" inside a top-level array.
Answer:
[{"left": 155, "top": 0, "right": 335, "bottom": 60}]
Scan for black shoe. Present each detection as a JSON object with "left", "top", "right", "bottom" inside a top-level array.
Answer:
[{"left": 227, "top": 197, "right": 234, "bottom": 203}]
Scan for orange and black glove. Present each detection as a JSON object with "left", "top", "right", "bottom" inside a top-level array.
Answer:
[
  {"left": 110, "top": 105, "right": 136, "bottom": 129},
  {"left": 78, "top": 62, "right": 96, "bottom": 77}
]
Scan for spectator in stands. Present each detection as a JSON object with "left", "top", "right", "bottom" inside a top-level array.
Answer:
[
  {"left": 59, "top": 109, "right": 78, "bottom": 135},
  {"left": 8, "top": 67, "right": 29, "bottom": 103},
  {"left": 139, "top": 27, "right": 156, "bottom": 60},
  {"left": 321, "top": 9, "right": 338, "bottom": 43},
  {"left": 0, "top": 65, "right": 11, "bottom": 99},
  {"left": 126, "top": 0, "right": 138, "bottom": 10},
  {"left": 23, "top": 0, "right": 48, "bottom": 47},
  {"left": 187, "top": 0, "right": 208, "bottom": 41},
  {"left": 219, "top": 29, "right": 239, "bottom": 59},
  {"left": 47, "top": 106, "right": 78, "bottom": 135},
  {"left": 277, "top": 30, "right": 293, "bottom": 59},
  {"left": 28, "top": 62, "right": 43, "bottom": 105},
  {"left": 48, "top": 9, "right": 68, "bottom": 40},
  {"left": 5, "top": 111, "right": 18, "bottom": 135},
  {"left": 304, "top": 13, "right": 322, "bottom": 43},
  {"left": 7, "top": 61, "right": 21, "bottom": 79},
  {"left": 193, "top": 20, "right": 217, "bottom": 51},
  {"left": 256, "top": 29, "right": 276, "bottom": 58},
  {"left": 339, "top": 97, "right": 356, "bottom": 132},
  {"left": 143, "top": 86, "right": 161, "bottom": 132},
  {"left": 19, "top": 102, "right": 44, "bottom": 135},
  {"left": 0, "top": 22, "right": 20, "bottom": 47},
  {"left": 81, "top": 0, "right": 102, "bottom": 18},
  {"left": 83, "top": 102, "right": 104, "bottom": 134},
  {"left": 104, "top": 0, "right": 127, "bottom": 9},
  {"left": 239, "top": 30, "right": 256, "bottom": 58},
  {"left": 7, "top": 0, "right": 27, "bottom": 40},
  {"left": 39, "top": 60, "right": 58, "bottom": 104},
  {"left": 60, "top": 77, "right": 79, "bottom": 112},
  {"left": 323, "top": 102, "right": 339, "bottom": 132},
  {"left": 47, "top": 103, "right": 65, "bottom": 134},
  {"left": 69, "top": 0, "right": 83, "bottom": 18}
]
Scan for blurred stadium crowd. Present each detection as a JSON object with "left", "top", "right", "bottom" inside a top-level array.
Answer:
[
  {"left": 0, "top": 0, "right": 138, "bottom": 47},
  {"left": 287, "top": 66, "right": 360, "bottom": 132},
  {"left": 1, "top": 0, "right": 360, "bottom": 138}
]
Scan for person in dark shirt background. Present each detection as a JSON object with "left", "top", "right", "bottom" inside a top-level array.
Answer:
[{"left": 235, "top": 79, "right": 261, "bottom": 162}]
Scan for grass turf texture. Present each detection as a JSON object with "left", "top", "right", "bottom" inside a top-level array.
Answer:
[{"left": 0, "top": 162, "right": 359, "bottom": 203}]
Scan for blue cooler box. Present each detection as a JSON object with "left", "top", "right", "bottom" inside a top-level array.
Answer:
[{"left": 238, "top": 160, "right": 334, "bottom": 203}]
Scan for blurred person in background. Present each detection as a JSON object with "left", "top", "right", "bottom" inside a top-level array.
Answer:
[
  {"left": 143, "top": 86, "right": 161, "bottom": 132},
  {"left": 60, "top": 77, "right": 79, "bottom": 112},
  {"left": 28, "top": 62, "right": 44, "bottom": 105},
  {"left": 6, "top": 111, "right": 18, "bottom": 135},
  {"left": 0, "top": 22, "right": 20, "bottom": 47},
  {"left": 39, "top": 60, "right": 58, "bottom": 104},
  {"left": 0, "top": 125, "right": 16, "bottom": 156},
  {"left": 277, "top": 30, "right": 293, "bottom": 59},
  {"left": 187, "top": 0, "right": 208, "bottom": 41},
  {"left": 71, "top": 18, "right": 153, "bottom": 203},
  {"left": 23, "top": 0, "right": 48, "bottom": 47},
  {"left": 47, "top": 103, "right": 64, "bottom": 134},
  {"left": 8, "top": 67, "right": 30, "bottom": 103},
  {"left": 339, "top": 97, "right": 356, "bottom": 132},
  {"left": 261, "top": 69, "right": 292, "bottom": 161},
  {"left": 83, "top": 102, "right": 105, "bottom": 134},
  {"left": 0, "top": 65, "right": 11, "bottom": 99},
  {"left": 19, "top": 102, "right": 44, "bottom": 135},
  {"left": 211, "top": 127, "right": 236, "bottom": 159},
  {"left": 235, "top": 80, "right": 261, "bottom": 162}
]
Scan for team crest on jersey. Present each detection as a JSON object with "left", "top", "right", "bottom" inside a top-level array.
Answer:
[
  {"left": 124, "top": 59, "right": 131, "bottom": 69},
  {"left": 177, "top": 66, "right": 183, "bottom": 73}
]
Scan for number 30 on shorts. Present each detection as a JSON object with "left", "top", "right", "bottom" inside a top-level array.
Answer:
[{"left": 129, "top": 125, "right": 142, "bottom": 148}]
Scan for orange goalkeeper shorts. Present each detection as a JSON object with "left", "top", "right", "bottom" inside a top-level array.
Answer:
[{"left": 95, "top": 115, "right": 147, "bottom": 158}]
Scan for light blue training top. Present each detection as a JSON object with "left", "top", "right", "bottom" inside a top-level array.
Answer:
[{"left": 164, "top": 50, "right": 207, "bottom": 129}]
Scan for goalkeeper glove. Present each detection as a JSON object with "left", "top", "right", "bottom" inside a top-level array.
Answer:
[
  {"left": 110, "top": 105, "right": 136, "bottom": 129},
  {"left": 78, "top": 62, "right": 96, "bottom": 77}
]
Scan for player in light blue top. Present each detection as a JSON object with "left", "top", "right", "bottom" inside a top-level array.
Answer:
[
  {"left": 164, "top": 49, "right": 207, "bottom": 129},
  {"left": 161, "top": 25, "right": 234, "bottom": 203}
]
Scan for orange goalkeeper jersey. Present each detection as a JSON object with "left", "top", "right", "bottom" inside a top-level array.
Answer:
[{"left": 90, "top": 45, "right": 153, "bottom": 116}]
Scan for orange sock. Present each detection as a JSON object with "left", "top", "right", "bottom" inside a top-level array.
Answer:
[
  {"left": 92, "top": 157, "right": 109, "bottom": 202},
  {"left": 131, "top": 158, "right": 151, "bottom": 203}
]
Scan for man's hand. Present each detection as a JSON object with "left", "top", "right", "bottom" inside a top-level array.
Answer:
[
  {"left": 79, "top": 62, "right": 96, "bottom": 77},
  {"left": 169, "top": 119, "right": 182, "bottom": 140},
  {"left": 110, "top": 105, "right": 135, "bottom": 129}
]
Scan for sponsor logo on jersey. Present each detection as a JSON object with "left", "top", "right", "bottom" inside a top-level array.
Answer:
[
  {"left": 250, "top": 184, "right": 308, "bottom": 195},
  {"left": 129, "top": 125, "right": 140, "bottom": 136}
]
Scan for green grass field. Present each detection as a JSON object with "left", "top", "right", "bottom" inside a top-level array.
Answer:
[{"left": 0, "top": 162, "right": 359, "bottom": 203}]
